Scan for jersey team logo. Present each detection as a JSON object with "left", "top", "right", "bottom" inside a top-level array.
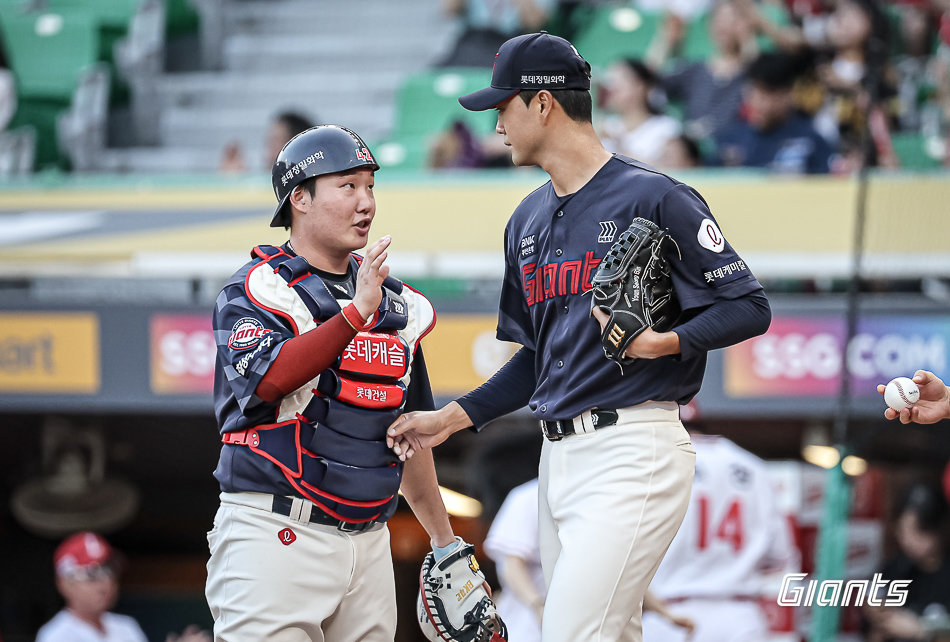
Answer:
[
  {"left": 228, "top": 317, "right": 273, "bottom": 350},
  {"left": 598, "top": 221, "right": 618, "bottom": 243},
  {"left": 698, "top": 219, "right": 725, "bottom": 253}
]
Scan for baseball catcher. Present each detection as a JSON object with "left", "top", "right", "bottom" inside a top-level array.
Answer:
[
  {"left": 417, "top": 537, "right": 508, "bottom": 642},
  {"left": 590, "top": 217, "right": 681, "bottom": 364}
]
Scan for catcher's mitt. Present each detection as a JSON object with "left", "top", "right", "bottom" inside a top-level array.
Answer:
[
  {"left": 417, "top": 537, "right": 507, "bottom": 642},
  {"left": 590, "top": 217, "right": 681, "bottom": 364}
]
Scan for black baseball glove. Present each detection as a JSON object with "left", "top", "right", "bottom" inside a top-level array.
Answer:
[{"left": 590, "top": 217, "right": 681, "bottom": 365}]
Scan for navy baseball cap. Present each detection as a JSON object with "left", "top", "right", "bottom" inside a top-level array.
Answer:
[{"left": 458, "top": 32, "right": 592, "bottom": 112}]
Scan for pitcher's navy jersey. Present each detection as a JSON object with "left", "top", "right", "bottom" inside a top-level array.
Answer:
[
  {"left": 211, "top": 247, "right": 434, "bottom": 495},
  {"left": 498, "top": 155, "right": 763, "bottom": 420}
]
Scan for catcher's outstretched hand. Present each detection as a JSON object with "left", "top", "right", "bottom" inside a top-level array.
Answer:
[
  {"left": 591, "top": 307, "right": 678, "bottom": 360},
  {"left": 877, "top": 370, "right": 950, "bottom": 424}
]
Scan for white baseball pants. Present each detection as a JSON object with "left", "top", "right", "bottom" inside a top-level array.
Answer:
[
  {"left": 538, "top": 402, "right": 695, "bottom": 642},
  {"left": 205, "top": 492, "right": 396, "bottom": 642}
]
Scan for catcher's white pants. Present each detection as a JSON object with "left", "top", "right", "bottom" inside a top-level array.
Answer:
[
  {"left": 205, "top": 492, "right": 396, "bottom": 642},
  {"left": 538, "top": 402, "right": 695, "bottom": 642}
]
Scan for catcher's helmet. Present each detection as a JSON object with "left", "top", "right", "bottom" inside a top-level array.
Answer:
[{"left": 270, "top": 124, "right": 379, "bottom": 228}]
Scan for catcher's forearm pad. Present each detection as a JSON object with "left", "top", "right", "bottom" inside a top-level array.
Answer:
[
  {"left": 590, "top": 217, "right": 681, "bottom": 365},
  {"left": 417, "top": 537, "right": 507, "bottom": 642}
]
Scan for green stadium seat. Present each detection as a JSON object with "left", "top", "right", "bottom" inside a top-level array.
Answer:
[
  {"left": 572, "top": 6, "right": 662, "bottom": 69},
  {"left": 0, "top": 8, "right": 99, "bottom": 100},
  {"left": 0, "top": 7, "right": 103, "bottom": 168},
  {"left": 164, "top": 0, "right": 198, "bottom": 38},
  {"left": 392, "top": 68, "right": 497, "bottom": 140},
  {"left": 891, "top": 132, "right": 942, "bottom": 170},
  {"left": 372, "top": 135, "right": 431, "bottom": 171}
]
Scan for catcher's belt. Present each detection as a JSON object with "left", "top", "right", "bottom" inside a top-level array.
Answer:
[{"left": 270, "top": 495, "right": 379, "bottom": 533}]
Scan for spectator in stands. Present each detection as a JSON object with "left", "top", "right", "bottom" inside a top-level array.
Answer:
[
  {"left": 711, "top": 51, "right": 834, "bottom": 173},
  {"left": 427, "top": 119, "right": 514, "bottom": 169},
  {"left": 736, "top": 0, "right": 897, "bottom": 161},
  {"left": 436, "top": 0, "right": 556, "bottom": 67},
  {"left": 657, "top": 134, "right": 703, "bottom": 169},
  {"left": 597, "top": 58, "right": 682, "bottom": 165},
  {"left": 932, "top": 3, "right": 950, "bottom": 165},
  {"left": 220, "top": 110, "right": 314, "bottom": 173},
  {"left": 864, "top": 482, "right": 950, "bottom": 641},
  {"left": 648, "top": 0, "right": 759, "bottom": 140},
  {"left": 36, "top": 531, "right": 210, "bottom": 642},
  {"left": 892, "top": 1, "right": 941, "bottom": 133}
]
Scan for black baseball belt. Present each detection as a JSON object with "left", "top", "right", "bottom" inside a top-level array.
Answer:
[
  {"left": 540, "top": 409, "right": 620, "bottom": 441},
  {"left": 270, "top": 495, "right": 378, "bottom": 533}
]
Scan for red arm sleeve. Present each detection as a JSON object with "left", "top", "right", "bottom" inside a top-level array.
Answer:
[{"left": 256, "top": 312, "right": 358, "bottom": 402}]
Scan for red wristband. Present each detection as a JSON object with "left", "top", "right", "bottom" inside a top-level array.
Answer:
[{"left": 342, "top": 303, "right": 372, "bottom": 331}]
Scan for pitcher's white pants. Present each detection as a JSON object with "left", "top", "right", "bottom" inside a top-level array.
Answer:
[
  {"left": 205, "top": 492, "right": 396, "bottom": 642},
  {"left": 538, "top": 403, "right": 695, "bottom": 642}
]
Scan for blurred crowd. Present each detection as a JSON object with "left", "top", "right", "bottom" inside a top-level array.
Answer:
[{"left": 428, "top": 0, "right": 950, "bottom": 174}]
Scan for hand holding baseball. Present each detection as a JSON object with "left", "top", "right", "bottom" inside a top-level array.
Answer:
[{"left": 877, "top": 370, "right": 950, "bottom": 424}]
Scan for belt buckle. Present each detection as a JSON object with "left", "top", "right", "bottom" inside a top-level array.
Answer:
[
  {"left": 540, "top": 420, "right": 565, "bottom": 441},
  {"left": 337, "top": 519, "right": 369, "bottom": 533}
]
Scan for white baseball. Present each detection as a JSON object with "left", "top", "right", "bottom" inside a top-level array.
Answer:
[{"left": 884, "top": 376, "right": 920, "bottom": 411}]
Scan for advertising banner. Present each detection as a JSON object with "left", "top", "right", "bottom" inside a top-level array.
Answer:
[
  {"left": 0, "top": 312, "right": 100, "bottom": 393},
  {"left": 150, "top": 314, "right": 216, "bottom": 394},
  {"left": 724, "top": 314, "right": 949, "bottom": 398}
]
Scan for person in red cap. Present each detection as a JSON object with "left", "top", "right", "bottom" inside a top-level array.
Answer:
[{"left": 36, "top": 531, "right": 147, "bottom": 642}]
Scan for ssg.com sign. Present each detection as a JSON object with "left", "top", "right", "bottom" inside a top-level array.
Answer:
[
  {"left": 725, "top": 315, "right": 949, "bottom": 398},
  {"left": 778, "top": 573, "right": 910, "bottom": 607}
]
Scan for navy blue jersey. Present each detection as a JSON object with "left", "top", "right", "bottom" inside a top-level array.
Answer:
[
  {"left": 497, "top": 155, "right": 764, "bottom": 420},
  {"left": 211, "top": 248, "right": 434, "bottom": 495}
]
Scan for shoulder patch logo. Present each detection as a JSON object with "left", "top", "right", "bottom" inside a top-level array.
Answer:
[
  {"left": 598, "top": 221, "right": 618, "bottom": 243},
  {"left": 228, "top": 317, "right": 273, "bottom": 350},
  {"left": 697, "top": 219, "right": 725, "bottom": 253}
]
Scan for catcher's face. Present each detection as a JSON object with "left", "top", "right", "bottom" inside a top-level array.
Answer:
[{"left": 295, "top": 169, "right": 376, "bottom": 255}]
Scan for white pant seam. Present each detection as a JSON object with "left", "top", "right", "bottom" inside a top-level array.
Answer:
[{"left": 596, "top": 423, "right": 657, "bottom": 640}]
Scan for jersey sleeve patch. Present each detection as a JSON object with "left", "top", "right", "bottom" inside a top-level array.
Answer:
[
  {"left": 697, "top": 218, "right": 726, "bottom": 253},
  {"left": 702, "top": 259, "right": 750, "bottom": 287},
  {"left": 228, "top": 317, "right": 275, "bottom": 351}
]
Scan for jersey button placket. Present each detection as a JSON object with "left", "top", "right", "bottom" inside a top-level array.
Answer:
[{"left": 555, "top": 249, "right": 563, "bottom": 257}]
